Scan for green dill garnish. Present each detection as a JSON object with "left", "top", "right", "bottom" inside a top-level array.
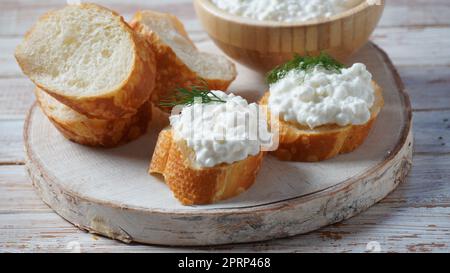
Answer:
[
  {"left": 266, "top": 53, "right": 344, "bottom": 84},
  {"left": 159, "top": 80, "right": 226, "bottom": 107}
]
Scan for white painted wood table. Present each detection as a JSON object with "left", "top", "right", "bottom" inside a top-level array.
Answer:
[{"left": 0, "top": 0, "right": 449, "bottom": 253}]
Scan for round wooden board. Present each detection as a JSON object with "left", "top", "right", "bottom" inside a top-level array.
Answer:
[{"left": 24, "top": 41, "right": 413, "bottom": 246}]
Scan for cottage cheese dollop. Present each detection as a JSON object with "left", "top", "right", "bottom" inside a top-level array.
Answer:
[
  {"left": 268, "top": 63, "right": 375, "bottom": 129},
  {"left": 170, "top": 92, "right": 272, "bottom": 168},
  {"left": 210, "top": 0, "right": 364, "bottom": 23}
]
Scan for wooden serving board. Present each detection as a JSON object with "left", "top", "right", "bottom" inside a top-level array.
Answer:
[{"left": 24, "top": 41, "right": 413, "bottom": 246}]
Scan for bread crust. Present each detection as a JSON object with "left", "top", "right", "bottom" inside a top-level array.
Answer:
[
  {"left": 15, "top": 3, "right": 157, "bottom": 120},
  {"left": 130, "top": 10, "right": 237, "bottom": 110},
  {"left": 260, "top": 81, "right": 384, "bottom": 162},
  {"left": 149, "top": 129, "right": 264, "bottom": 205},
  {"left": 35, "top": 88, "right": 151, "bottom": 148}
]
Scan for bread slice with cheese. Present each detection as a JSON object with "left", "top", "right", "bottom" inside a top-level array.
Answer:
[
  {"left": 260, "top": 82, "right": 384, "bottom": 162},
  {"left": 35, "top": 88, "right": 151, "bottom": 148},
  {"left": 16, "top": 3, "right": 156, "bottom": 120},
  {"left": 149, "top": 129, "right": 264, "bottom": 205},
  {"left": 130, "top": 10, "right": 237, "bottom": 108}
]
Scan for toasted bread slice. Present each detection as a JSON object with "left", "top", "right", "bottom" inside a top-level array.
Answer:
[
  {"left": 130, "top": 10, "right": 237, "bottom": 109},
  {"left": 35, "top": 88, "right": 151, "bottom": 148},
  {"left": 260, "top": 81, "right": 384, "bottom": 162},
  {"left": 16, "top": 4, "right": 156, "bottom": 120},
  {"left": 149, "top": 129, "right": 264, "bottom": 205}
]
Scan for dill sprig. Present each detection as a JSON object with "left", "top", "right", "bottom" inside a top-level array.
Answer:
[
  {"left": 266, "top": 53, "right": 344, "bottom": 84},
  {"left": 159, "top": 80, "right": 226, "bottom": 107}
]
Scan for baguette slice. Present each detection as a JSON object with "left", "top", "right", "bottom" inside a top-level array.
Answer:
[
  {"left": 149, "top": 129, "right": 264, "bottom": 205},
  {"left": 35, "top": 88, "right": 151, "bottom": 148},
  {"left": 16, "top": 3, "right": 156, "bottom": 119},
  {"left": 130, "top": 10, "right": 237, "bottom": 109},
  {"left": 260, "top": 81, "right": 384, "bottom": 162}
]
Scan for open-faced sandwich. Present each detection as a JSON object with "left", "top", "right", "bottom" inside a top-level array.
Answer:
[
  {"left": 130, "top": 10, "right": 237, "bottom": 110},
  {"left": 260, "top": 54, "right": 384, "bottom": 162},
  {"left": 149, "top": 87, "right": 272, "bottom": 205}
]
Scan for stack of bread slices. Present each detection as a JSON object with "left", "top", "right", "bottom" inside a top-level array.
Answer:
[{"left": 15, "top": 3, "right": 236, "bottom": 147}]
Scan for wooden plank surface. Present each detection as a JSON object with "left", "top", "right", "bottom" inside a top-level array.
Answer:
[
  {"left": 1, "top": 156, "right": 449, "bottom": 253},
  {"left": 0, "top": 0, "right": 449, "bottom": 252}
]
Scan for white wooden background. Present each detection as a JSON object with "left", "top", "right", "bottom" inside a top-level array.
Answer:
[{"left": 0, "top": 0, "right": 449, "bottom": 253}]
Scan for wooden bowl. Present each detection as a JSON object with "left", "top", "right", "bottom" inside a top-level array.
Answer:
[{"left": 194, "top": 0, "right": 385, "bottom": 72}]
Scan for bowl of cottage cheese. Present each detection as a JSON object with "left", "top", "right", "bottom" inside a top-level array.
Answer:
[{"left": 194, "top": 0, "right": 385, "bottom": 71}]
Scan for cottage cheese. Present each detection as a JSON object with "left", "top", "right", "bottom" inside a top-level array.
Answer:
[
  {"left": 268, "top": 63, "right": 375, "bottom": 129},
  {"left": 210, "top": 0, "right": 364, "bottom": 23},
  {"left": 170, "top": 92, "right": 272, "bottom": 168}
]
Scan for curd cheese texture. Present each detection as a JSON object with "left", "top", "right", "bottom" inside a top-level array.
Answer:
[
  {"left": 210, "top": 0, "right": 364, "bottom": 23},
  {"left": 170, "top": 92, "right": 272, "bottom": 168},
  {"left": 268, "top": 63, "right": 375, "bottom": 129}
]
